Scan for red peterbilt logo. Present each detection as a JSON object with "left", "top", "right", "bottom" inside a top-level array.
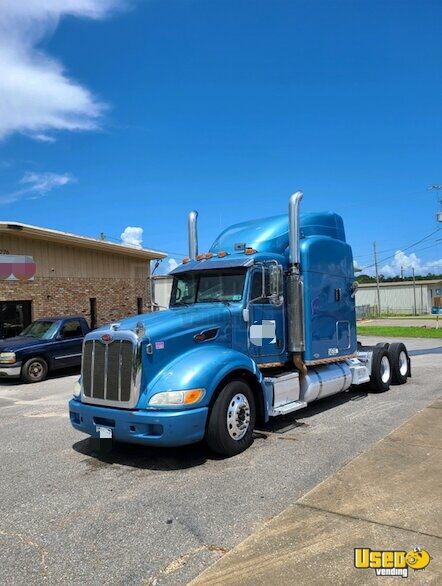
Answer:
[
  {"left": 101, "top": 333, "right": 113, "bottom": 343},
  {"left": 0, "top": 255, "right": 36, "bottom": 281}
]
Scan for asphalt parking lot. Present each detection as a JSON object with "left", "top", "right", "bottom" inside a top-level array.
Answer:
[{"left": 0, "top": 337, "right": 441, "bottom": 586}]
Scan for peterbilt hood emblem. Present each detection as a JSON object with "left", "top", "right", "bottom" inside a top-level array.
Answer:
[{"left": 101, "top": 333, "right": 113, "bottom": 343}]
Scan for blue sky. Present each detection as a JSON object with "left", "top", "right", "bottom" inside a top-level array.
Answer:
[{"left": 0, "top": 0, "right": 441, "bottom": 276}]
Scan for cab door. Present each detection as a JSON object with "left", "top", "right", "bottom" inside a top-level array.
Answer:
[
  {"left": 53, "top": 319, "right": 84, "bottom": 368},
  {"left": 248, "top": 268, "right": 285, "bottom": 364}
]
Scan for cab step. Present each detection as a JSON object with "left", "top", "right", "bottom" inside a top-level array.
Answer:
[{"left": 269, "top": 400, "right": 307, "bottom": 417}]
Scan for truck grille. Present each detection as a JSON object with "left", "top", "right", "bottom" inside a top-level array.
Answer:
[{"left": 81, "top": 332, "right": 140, "bottom": 408}]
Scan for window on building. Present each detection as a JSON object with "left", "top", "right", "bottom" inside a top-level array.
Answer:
[
  {"left": 0, "top": 301, "right": 32, "bottom": 338},
  {"left": 89, "top": 298, "right": 97, "bottom": 330}
]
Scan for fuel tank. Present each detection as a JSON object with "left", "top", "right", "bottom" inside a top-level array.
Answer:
[{"left": 300, "top": 362, "right": 352, "bottom": 403}]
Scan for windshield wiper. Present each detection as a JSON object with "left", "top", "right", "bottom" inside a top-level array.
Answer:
[{"left": 171, "top": 301, "right": 192, "bottom": 307}]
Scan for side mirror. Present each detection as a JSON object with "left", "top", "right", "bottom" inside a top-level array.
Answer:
[
  {"left": 350, "top": 280, "right": 359, "bottom": 299},
  {"left": 268, "top": 264, "right": 283, "bottom": 304}
]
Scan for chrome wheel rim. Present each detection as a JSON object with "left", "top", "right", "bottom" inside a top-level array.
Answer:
[
  {"left": 29, "top": 361, "right": 43, "bottom": 380},
  {"left": 380, "top": 356, "right": 391, "bottom": 384},
  {"left": 399, "top": 351, "right": 408, "bottom": 376},
  {"left": 227, "top": 393, "right": 251, "bottom": 440}
]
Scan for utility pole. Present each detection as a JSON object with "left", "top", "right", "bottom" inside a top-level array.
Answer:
[
  {"left": 412, "top": 267, "right": 417, "bottom": 316},
  {"left": 428, "top": 185, "right": 442, "bottom": 223},
  {"left": 373, "top": 241, "right": 381, "bottom": 317},
  {"left": 400, "top": 265, "right": 404, "bottom": 280}
]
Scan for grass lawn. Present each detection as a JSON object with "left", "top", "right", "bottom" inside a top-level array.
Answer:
[{"left": 357, "top": 325, "right": 442, "bottom": 339}]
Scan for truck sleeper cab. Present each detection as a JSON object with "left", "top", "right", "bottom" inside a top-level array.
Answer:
[{"left": 69, "top": 192, "right": 410, "bottom": 456}]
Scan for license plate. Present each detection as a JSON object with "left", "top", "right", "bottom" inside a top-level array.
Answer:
[{"left": 96, "top": 426, "right": 112, "bottom": 439}]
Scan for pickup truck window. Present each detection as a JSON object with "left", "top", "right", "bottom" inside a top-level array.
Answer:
[
  {"left": 60, "top": 320, "right": 83, "bottom": 339},
  {"left": 171, "top": 269, "right": 246, "bottom": 306},
  {"left": 20, "top": 320, "right": 60, "bottom": 340}
]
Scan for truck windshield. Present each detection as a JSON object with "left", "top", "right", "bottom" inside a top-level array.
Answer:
[
  {"left": 19, "top": 320, "right": 60, "bottom": 339},
  {"left": 170, "top": 269, "right": 247, "bottom": 306}
]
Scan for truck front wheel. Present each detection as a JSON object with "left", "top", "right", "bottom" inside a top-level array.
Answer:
[{"left": 206, "top": 380, "right": 256, "bottom": 456}]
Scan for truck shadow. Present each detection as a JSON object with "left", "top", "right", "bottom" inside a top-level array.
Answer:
[
  {"left": 71, "top": 389, "right": 368, "bottom": 470},
  {"left": 258, "top": 388, "right": 368, "bottom": 434},
  {"left": 72, "top": 437, "right": 220, "bottom": 471}
]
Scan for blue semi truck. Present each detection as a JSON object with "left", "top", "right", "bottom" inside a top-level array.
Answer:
[{"left": 69, "top": 192, "right": 410, "bottom": 456}]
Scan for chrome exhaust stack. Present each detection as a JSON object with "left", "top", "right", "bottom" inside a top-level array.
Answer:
[
  {"left": 188, "top": 210, "right": 199, "bottom": 260},
  {"left": 287, "top": 191, "right": 305, "bottom": 356}
]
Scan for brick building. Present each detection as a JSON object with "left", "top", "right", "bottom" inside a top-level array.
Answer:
[{"left": 0, "top": 222, "right": 166, "bottom": 338}]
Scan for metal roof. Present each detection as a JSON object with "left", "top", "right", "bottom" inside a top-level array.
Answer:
[
  {"left": 0, "top": 222, "right": 167, "bottom": 260},
  {"left": 358, "top": 279, "right": 442, "bottom": 288}
]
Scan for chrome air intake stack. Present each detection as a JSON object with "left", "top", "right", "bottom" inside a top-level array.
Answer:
[
  {"left": 188, "top": 210, "right": 199, "bottom": 260},
  {"left": 287, "top": 191, "right": 305, "bottom": 360}
]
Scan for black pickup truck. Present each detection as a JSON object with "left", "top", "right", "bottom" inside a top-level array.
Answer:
[{"left": 0, "top": 316, "right": 90, "bottom": 383}]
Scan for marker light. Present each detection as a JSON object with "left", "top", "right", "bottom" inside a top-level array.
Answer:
[
  {"left": 148, "top": 388, "right": 205, "bottom": 406},
  {"left": 245, "top": 247, "right": 257, "bottom": 255},
  {"left": 196, "top": 254, "right": 204, "bottom": 261},
  {"left": 217, "top": 251, "right": 228, "bottom": 257},
  {"left": 204, "top": 252, "right": 213, "bottom": 259},
  {"left": 182, "top": 257, "right": 190, "bottom": 264}
]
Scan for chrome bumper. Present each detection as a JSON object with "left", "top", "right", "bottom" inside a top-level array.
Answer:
[{"left": 0, "top": 364, "right": 21, "bottom": 378}]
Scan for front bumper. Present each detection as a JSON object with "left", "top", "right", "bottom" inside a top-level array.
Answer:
[
  {"left": 69, "top": 399, "right": 208, "bottom": 447},
  {"left": 0, "top": 363, "right": 21, "bottom": 378}
]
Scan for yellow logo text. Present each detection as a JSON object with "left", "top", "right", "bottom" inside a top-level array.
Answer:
[{"left": 354, "top": 547, "right": 431, "bottom": 578}]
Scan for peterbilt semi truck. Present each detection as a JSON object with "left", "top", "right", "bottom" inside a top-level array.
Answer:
[{"left": 69, "top": 192, "right": 410, "bottom": 456}]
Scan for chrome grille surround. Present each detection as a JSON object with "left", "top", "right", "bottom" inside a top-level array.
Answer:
[{"left": 81, "top": 329, "right": 141, "bottom": 409}]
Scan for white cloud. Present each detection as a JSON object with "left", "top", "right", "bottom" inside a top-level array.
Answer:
[
  {"left": 165, "top": 258, "right": 179, "bottom": 272},
  {"left": 380, "top": 250, "right": 442, "bottom": 277},
  {"left": 0, "top": 0, "right": 127, "bottom": 141},
  {"left": 155, "top": 257, "right": 179, "bottom": 275},
  {"left": 0, "top": 171, "right": 75, "bottom": 204},
  {"left": 121, "top": 226, "right": 143, "bottom": 248}
]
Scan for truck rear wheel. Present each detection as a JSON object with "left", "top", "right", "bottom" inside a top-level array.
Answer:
[
  {"left": 368, "top": 347, "right": 392, "bottom": 393},
  {"left": 388, "top": 342, "right": 409, "bottom": 385},
  {"left": 206, "top": 380, "right": 256, "bottom": 457}
]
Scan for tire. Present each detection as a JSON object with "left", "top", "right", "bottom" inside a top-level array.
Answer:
[
  {"left": 368, "top": 347, "right": 392, "bottom": 393},
  {"left": 388, "top": 343, "right": 409, "bottom": 385},
  {"left": 205, "top": 380, "right": 256, "bottom": 457},
  {"left": 21, "top": 357, "right": 48, "bottom": 383}
]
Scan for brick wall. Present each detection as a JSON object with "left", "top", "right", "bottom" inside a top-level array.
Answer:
[{"left": 0, "top": 277, "right": 152, "bottom": 327}]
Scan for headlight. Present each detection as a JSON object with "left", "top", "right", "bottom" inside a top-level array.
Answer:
[
  {"left": 148, "top": 388, "right": 205, "bottom": 407},
  {"left": 73, "top": 379, "right": 81, "bottom": 398},
  {"left": 0, "top": 352, "right": 16, "bottom": 364}
]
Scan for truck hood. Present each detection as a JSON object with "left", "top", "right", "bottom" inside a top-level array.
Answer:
[
  {"left": 0, "top": 336, "right": 51, "bottom": 352},
  {"left": 101, "top": 304, "right": 233, "bottom": 395},
  {"left": 108, "top": 304, "right": 232, "bottom": 341}
]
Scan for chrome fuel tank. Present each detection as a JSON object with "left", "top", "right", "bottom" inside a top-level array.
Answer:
[{"left": 300, "top": 362, "right": 352, "bottom": 403}]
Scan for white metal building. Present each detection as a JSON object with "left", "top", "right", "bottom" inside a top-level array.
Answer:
[
  {"left": 152, "top": 275, "right": 173, "bottom": 310},
  {"left": 356, "top": 279, "right": 442, "bottom": 315}
]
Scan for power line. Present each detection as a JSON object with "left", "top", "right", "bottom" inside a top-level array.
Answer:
[
  {"left": 361, "top": 227, "right": 441, "bottom": 271},
  {"left": 354, "top": 237, "right": 441, "bottom": 260}
]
